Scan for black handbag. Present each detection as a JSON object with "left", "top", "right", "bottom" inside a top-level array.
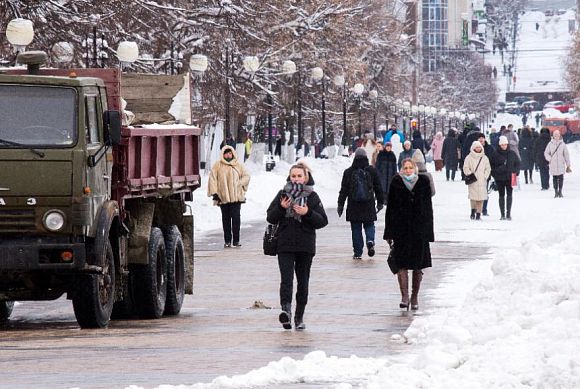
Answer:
[
  {"left": 387, "top": 244, "right": 399, "bottom": 274},
  {"left": 263, "top": 223, "right": 279, "bottom": 256},
  {"left": 464, "top": 157, "right": 483, "bottom": 185}
]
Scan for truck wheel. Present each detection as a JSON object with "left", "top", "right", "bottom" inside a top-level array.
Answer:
[
  {"left": 132, "top": 227, "right": 167, "bottom": 319},
  {"left": 72, "top": 240, "right": 116, "bottom": 328},
  {"left": 0, "top": 301, "right": 14, "bottom": 321},
  {"left": 111, "top": 273, "right": 135, "bottom": 320},
  {"left": 163, "top": 226, "right": 185, "bottom": 315}
]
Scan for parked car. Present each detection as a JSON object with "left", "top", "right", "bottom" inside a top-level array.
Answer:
[
  {"left": 543, "top": 101, "right": 573, "bottom": 113},
  {"left": 544, "top": 9, "right": 554, "bottom": 16},
  {"left": 512, "top": 96, "right": 528, "bottom": 106},
  {"left": 505, "top": 102, "right": 520, "bottom": 114},
  {"left": 556, "top": 9, "right": 566, "bottom": 15},
  {"left": 495, "top": 101, "right": 506, "bottom": 113},
  {"left": 521, "top": 100, "right": 541, "bottom": 112}
]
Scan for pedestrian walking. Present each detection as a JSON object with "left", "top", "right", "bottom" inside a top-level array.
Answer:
[
  {"left": 544, "top": 130, "right": 571, "bottom": 198},
  {"left": 207, "top": 145, "right": 251, "bottom": 247},
  {"left": 337, "top": 148, "right": 384, "bottom": 260},
  {"left": 490, "top": 136, "right": 521, "bottom": 220},
  {"left": 384, "top": 158, "right": 434, "bottom": 311},
  {"left": 518, "top": 127, "right": 534, "bottom": 184},
  {"left": 441, "top": 128, "right": 460, "bottom": 181},
  {"left": 412, "top": 149, "right": 436, "bottom": 196},
  {"left": 375, "top": 142, "right": 398, "bottom": 204},
  {"left": 411, "top": 130, "right": 428, "bottom": 156},
  {"left": 430, "top": 131, "right": 444, "bottom": 171},
  {"left": 492, "top": 66, "right": 497, "bottom": 79},
  {"left": 398, "top": 140, "right": 414, "bottom": 170},
  {"left": 244, "top": 133, "right": 253, "bottom": 161},
  {"left": 463, "top": 141, "right": 491, "bottom": 220},
  {"left": 535, "top": 113, "right": 542, "bottom": 128},
  {"left": 534, "top": 127, "right": 551, "bottom": 190},
  {"left": 266, "top": 162, "right": 328, "bottom": 330}
]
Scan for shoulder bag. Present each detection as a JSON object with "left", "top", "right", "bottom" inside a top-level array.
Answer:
[
  {"left": 464, "top": 157, "right": 483, "bottom": 185},
  {"left": 263, "top": 223, "right": 279, "bottom": 256}
]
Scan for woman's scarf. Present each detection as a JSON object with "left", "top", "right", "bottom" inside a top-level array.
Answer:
[
  {"left": 283, "top": 182, "right": 313, "bottom": 221},
  {"left": 401, "top": 173, "right": 419, "bottom": 191}
]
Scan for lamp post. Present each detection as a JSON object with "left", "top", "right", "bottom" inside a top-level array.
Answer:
[
  {"left": 6, "top": 18, "right": 34, "bottom": 64},
  {"left": 353, "top": 83, "right": 364, "bottom": 137},
  {"left": 333, "top": 75, "right": 347, "bottom": 149},
  {"left": 311, "top": 67, "right": 326, "bottom": 150},
  {"left": 369, "top": 90, "right": 378, "bottom": 138},
  {"left": 51, "top": 41, "right": 74, "bottom": 66},
  {"left": 403, "top": 101, "right": 411, "bottom": 135}
]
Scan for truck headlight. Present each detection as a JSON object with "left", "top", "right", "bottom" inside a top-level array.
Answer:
[{"left": 43, "top": 211, "right": 65, "bottom": 232}]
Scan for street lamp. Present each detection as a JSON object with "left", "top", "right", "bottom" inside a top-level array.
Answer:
[
  {"left": 369, "top": 90, "right": 378, "bottom": 138},
  {"left": 51, "top": 41, "right": 74, "bottom": 66},
  {"left": 6, "top": 18, "right": 34, "bottom": 64},
  {"left": 117, "top": 41, "right": 139, "bottom": 67},
  {"left": 311, "top": 67, "right": 327, "bottom": 151},
  {"left": 334, "top": 75, "right": 348, "bottom": 148},
  {"left": 353, "top": 83, "right": 364, "bottom": 137}
]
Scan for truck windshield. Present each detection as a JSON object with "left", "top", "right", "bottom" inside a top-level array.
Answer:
[{"left": 0, "top": 85, "right": 76, "bottom": 146}]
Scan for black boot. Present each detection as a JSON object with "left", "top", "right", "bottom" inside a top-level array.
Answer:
[
  {"left": 470, "top": 209, "right": 476, "bottom": 220},
  {"left": 499, "top": 197, "right": 506, "bottom": 220},
  {"left": 506, "top": 196, "right": 512, "bottom": 220},
  {"left": 476, "top": 213, "right": 481, "bottom": 220},
  {"left": 558, "top": 176, "right": 564, "bottom": 197},
  {"left": 553, "top": 177, "right": 559, "bottom": 197},
  {"left": 294, "top": 304, "right": 306, "bottom": 330},
  {"left": 279, "top": 303, "right": 292, "bottom": 330},
  {"left": 524, "top": 171, "right": 528, "bottom": 184}
]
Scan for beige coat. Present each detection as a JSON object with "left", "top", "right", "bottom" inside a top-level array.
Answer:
[
  {"left": 463, "top": 144, "right": 491, "bottom": 201},
  {"left": 207, "top": 146, "right": 250, "bottom": 204}
]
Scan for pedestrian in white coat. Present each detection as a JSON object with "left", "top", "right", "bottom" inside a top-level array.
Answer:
[
  {"left": 544, "top": 130, "right": 571, "bottom": 198},
  {"left": 463, "top": 141, "right": 491, "bottom": 220}
]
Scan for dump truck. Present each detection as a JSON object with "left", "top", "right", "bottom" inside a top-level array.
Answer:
[
  {"left": 542, "top": 117, "right": 580, "bottom": 143},
  {"left": 0, "top": 51, "right": 200, "bottom": 328}
]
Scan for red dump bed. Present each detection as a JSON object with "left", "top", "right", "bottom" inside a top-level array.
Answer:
[{"left": 111, "top": 125, "right": 201, "bottom": 202}]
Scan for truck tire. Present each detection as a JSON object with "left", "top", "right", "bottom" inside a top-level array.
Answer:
[
  {"left": 163, "top": 226, "right": 185, "bottom": 315},
  {"left": 132, "top": 227, "right": 167, "bottom": 319},
  {"left": 72, "top": 240, "right": 116, "bottom": 328},
  {"left": 0, "top": 301, "right": 14, "bottom": 321}
]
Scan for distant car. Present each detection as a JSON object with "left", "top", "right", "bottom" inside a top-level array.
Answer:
[
  {"left": 495, "top": 102, "right": 506, "bottom": 113},
  {"left": 556, "top": 9, "right": 566, "bottom": 15},
  {"left": 544, "top": 9, "right": 554, "bottom": 16},
  {"left": 521, "top": 100, "right": 540, "bottom": 112},
  {"left": 505, "top": 102, "right": 520, "bottom": 114},
  {"left": 543, "top": 101, "right": 572, "bottom": 113},
  {"left": 512, "top": 96, "right": 528, "bottom": 105}
]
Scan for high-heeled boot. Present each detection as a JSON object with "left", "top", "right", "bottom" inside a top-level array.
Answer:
[
  {"left": 397, "top": 270, "right": 409, "bottom": 309},
  {"left": 499, "top": 196, "right": 506, "bottom": 220},
  {"left": 279, "top": 303, "right": 292, "bottom": 330},
  {"left": 410, "top": 270, "right": 423, "bottom": 310},
  {"left": 506, "top": 195, "right": 513, "bottom": 220},
  {"left": 294, "top": 304, "right": 306, "bottom": 330}
]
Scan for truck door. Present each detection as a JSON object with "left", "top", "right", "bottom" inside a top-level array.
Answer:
[{"left": 85, "top": 88, "right": 110, "bottom": 224}]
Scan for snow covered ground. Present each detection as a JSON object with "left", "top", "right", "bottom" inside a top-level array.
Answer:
[{"left": 132, "top": 137, "right": 580, "bottom": 389}]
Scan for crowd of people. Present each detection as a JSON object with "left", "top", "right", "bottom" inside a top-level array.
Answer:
[{"left": 206, "top": 122, "right": 571, "bottom": 331}]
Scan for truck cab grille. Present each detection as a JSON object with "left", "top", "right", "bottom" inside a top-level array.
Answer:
[{"left": 0, "top": 209, "right": 36, "bottom": 233}]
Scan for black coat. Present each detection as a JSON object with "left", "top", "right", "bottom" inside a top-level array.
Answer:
[
  {"left": 518, "top": 132, "right": 534, "bottom": 170},
  {"left": 375, "top": 150, "right": 398, "bottom": 202},
  {"left": 411, "top": 131, "right": 428, "bottom": 153},
  {"left": 337, "top": 156, "right": 384, "bottom": 222},
  {"left": 490, "top": 147, "right": 521, "bottom": 182},
  {"left": 383, "top": 174, "right": 433, "bottom": 270},
  {"left": 533, "top": 131, "right": 551, "bottom": 167},
  {"left": 266, "top": 186, "right": 328, "bottom": 255},
  {"left": 441, "top": 136, "right": 460, "bottom": 168}
]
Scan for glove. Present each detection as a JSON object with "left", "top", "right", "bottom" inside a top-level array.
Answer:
[
  {"left": 376, "top": 203, "right": 384, "bottom": 213},
  {"left": 212, "top": 194, "right": 220, "bottom": 202},
  {"left": 337, "top": 206, "right": 344, "bottom": 217}
]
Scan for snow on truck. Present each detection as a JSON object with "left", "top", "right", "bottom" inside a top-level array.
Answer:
[{"left": 0, "top": 51, "right": 200, "bottom": 328}]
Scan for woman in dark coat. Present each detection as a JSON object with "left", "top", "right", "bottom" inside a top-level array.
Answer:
[
  {"left": 533, "top": 127, "right": 551, "bottom": 190},
  {"left": 411, "top": 130, "right": 428, "bottom": 155},
  {"left": 267, "top": 162, "right": 328, "bottom": 330},
  {"left": 337, "top": 148, "right": 384, "bottom": 259},
  {"left": 374, "top": 141, "right": 398, "bottom": 204},
  {"left": 441, "top": 129, "right": 460, "bottom": 181},
  {"left": 384, "top": 158, "right": 434, "bottom": 311},
  {"left": 490, "top": 136, "right": 521, "bottom": 220},
  {"left": 518, "top": 127, "right": 534, "bottom": 184}
]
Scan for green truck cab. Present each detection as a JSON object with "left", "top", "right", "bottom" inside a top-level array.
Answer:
[{"left": 0, "top": 52, "right": 200, "bottom": 328}]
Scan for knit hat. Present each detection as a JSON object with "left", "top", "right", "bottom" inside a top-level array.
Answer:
[
  {"left": 498, "top": 135, "right": 508, "bottom": 145},
  {"left": 411, "top": 149, "right": 426, "bottom": 172},
  {"left": 354, "top": 147, "right": 367, "bottom": 158},
  {"left": 384, "top": 141, "right": 392, "bottom": 147}
]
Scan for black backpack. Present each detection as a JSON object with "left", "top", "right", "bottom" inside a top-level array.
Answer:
[{"left": 350, "top": 168, "right": 374, "bottom": 202}]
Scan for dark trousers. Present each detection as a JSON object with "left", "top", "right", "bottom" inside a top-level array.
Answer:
[
  {"left": 278, "top": 252, "right": 313, "bottom": 306},
  {"left": 539, "top": 165, "right": 550, "bottom": 189},
  {"left": 446, "top": 166, "right": 457, "bottom": 181},
  {"left": 219, "top": 202, "right": 241, "bottom": 244},
  {"left": 553, "top": 175, "right": 564, "bottom": 195},
  {"left": 350, "top": 221, "right": 375, "bottom": 256},
  {"left": 496, "top": 180, "right": 513, "bottom": 216},
  {"left": 523, "top": 169, "right": 533, "bottom": 183}
]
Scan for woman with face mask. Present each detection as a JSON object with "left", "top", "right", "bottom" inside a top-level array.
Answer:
[
  {"left": 266, "top": 162, "right": 328, "bottom": 330},
  {"left": 544, "top": 130, "right": 571, "bottom": 198},
  {"left": 383, "top": 159, "right": 434, "bottom": 311}
]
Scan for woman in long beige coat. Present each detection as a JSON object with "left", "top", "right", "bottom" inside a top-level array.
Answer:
[
  {"left": 207, "top": 145, "right": 251, "bottom": 247},
  {"left": 463, "top": 141, "right": 491, "bottom": 220}
]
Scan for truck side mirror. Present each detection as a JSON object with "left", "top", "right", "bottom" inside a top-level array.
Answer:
[{"left": 103, "top": 110, "right": 122, "bottom": 146}]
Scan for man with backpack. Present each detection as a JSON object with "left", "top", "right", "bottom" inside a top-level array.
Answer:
[{"left": 337, "top": 148, "right": 384, "bottom": 260}]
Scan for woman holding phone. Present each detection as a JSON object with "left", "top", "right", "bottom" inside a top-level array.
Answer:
[{"left": 266, "top": 162, "right": 328, "bottom": 330}]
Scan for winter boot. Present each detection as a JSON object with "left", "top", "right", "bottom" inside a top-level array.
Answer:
[
  {"left": 558, "top": 177, "right": 564, "bottom": 197},
  {"left": 279, "top": 303, "right": 292, "bottom": 330},
  {"left": 397, "top": 270, "right": 409, "bottom": 310},
  {"left": 470, "top": 209, "right": 476, "bottom": 220},
  {"left": 499, "top": 196, "right": 506, "bottom": 220},
  {"left": 410, "top": 270, "right": 423, "bottom": 311},
  {"left": 524, "top": 171, "right": 529, "bottom": 184},
  {"left": 294, "top": 304, "right": 306, "bottom": 331},
  {"left": 476, "top": 213, "right": 481, "bottom": 220},
  {"left": 506, "top": 195, "right": 513, "bottom": 220}
]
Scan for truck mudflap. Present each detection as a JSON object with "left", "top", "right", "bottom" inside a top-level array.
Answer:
[{"left": 0, "top": 243, "right": 87, "bottom": 270}]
